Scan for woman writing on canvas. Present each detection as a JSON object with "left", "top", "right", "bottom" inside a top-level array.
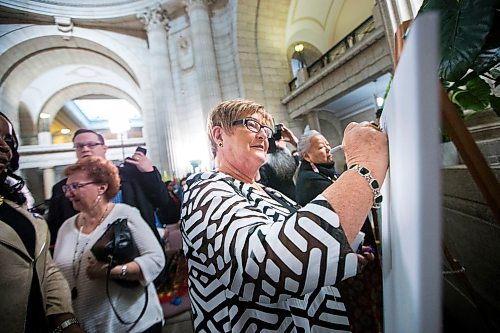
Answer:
[{"left": 181, "top": 99, "right": 388, "bottom": 332}]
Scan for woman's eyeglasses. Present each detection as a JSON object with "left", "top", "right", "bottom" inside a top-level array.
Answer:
[
  {"left": 232, "top": 118, "right": 273, "bottom": 138},
  {"left": 62, "top": 182, "right": 96, "bottom": 193}
]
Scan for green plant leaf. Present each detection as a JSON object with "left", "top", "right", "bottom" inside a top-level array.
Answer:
[
  {"left": 418, "top": 0, "right": 429, "bottom": 13},
  {"left": 473, "top": 9, "right": 500, "bottom": 74},
  {"left": 421, "top": 0, "right": 496, "bottom": 82},
  {"left": 446, "top": 70, "right": 479, "bottom": 91},
  {"left": 466, "top": 76, "right": 492, "bottom": 102},
  {"left": 451, "top": 76, "right": 491, "bottom": 111},
  {"left": 453, "top": 91, "right": 488, "bottom": 111}
]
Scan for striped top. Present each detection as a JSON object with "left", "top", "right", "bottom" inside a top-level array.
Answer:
[{"left": 181, "top": 171, "right": 359, "bottom": 332}]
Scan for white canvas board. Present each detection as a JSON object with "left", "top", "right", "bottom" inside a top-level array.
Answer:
[{"left": 379, "top": 12, "right": 442, "bottom": 333}]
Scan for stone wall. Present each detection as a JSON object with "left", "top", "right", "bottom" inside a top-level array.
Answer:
[
  {"left": 236, "top": 0, "right": 292, "bottom": 123},
  {"left": 441, "top": 110, "right": 500, "bottom": 331}
]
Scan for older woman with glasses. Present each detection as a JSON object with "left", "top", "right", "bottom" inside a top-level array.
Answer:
[
  {"left": 53, "top": 156, "right": 165, "bottom": 333},
  {"left": 181, "top": 98, "right": 389, "bottom": 332}
]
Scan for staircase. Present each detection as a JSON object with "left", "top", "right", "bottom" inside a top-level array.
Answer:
[{"left": 441, "top": 109, "right": 500, "bottom": 332}]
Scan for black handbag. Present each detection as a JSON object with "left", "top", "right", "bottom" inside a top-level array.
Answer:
[
  {"left": 91, "top": 218, "right": 148, "bottom": 328},
  {"left": 91, "top": 218, "right": 140, "bottom": 288}
]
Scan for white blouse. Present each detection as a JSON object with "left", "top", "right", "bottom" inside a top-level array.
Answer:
[{"left": 53, "top": 203, "right": 165, "bottom": 333}]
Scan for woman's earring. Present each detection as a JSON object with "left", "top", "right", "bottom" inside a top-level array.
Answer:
[{"left": 218, "top": 142, "right": 223, "bottom": 147}]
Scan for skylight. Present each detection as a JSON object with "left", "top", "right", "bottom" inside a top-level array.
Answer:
[{"left": 73, "top": 98, "right": 141, "bottom": 122}]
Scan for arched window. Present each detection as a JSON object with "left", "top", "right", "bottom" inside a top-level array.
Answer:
[{"left": 290, "top": 58, "right": 303, "bottom": 77}]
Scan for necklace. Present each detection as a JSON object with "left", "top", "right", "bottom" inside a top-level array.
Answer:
[
  {"left": 79, "top": 202, "right": 110, "bottom": 233},
  {"left": 71, "top": 224, "right": 91, "bottom": 300},
  {"left": 70, "top": 203, "right": 110, "bottom": 300}
]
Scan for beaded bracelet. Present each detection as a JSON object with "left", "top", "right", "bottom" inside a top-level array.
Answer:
[
  {"left": 52, "top": 318, "right": 80, "bottom": 333},
  {"left": 349, "top": 164, "right": 383, "bottom": 208}
]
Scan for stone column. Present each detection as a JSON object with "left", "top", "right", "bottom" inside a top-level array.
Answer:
[
  {"left": 138, "top": 6, "right": 177, "bottom": 176},
  {"left": 38, "top": 115, "right": 52, "bottom": 145},
  {"left": 186, "top": 0, "right": 222, "bottom": 122},
  {"left": 306, "top": 111, "right": 321, "bottom": 132},
  {"left": 37, "top": 132, "right": 52, "bottom": 145},
  {"left": 375, "top": 0, "right": 415, "bottom": 66},
  {"left": 42, "top": 167, "right": 55, "bottom": 200}
]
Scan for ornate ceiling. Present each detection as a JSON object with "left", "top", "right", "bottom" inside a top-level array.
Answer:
[{"left": 0, "top": 0, "right": 186, "bottom": 19}]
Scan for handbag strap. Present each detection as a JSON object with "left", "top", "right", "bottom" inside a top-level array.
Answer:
[{"left": 105, "top": 257, "right": 149, "bottom": 329}]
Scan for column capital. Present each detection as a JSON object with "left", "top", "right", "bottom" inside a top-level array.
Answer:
[
  {"left": 184, "top": 0, "right": 215, "bottom": 11},
  {"left": 137, "top": 5, "right": 170, "bottom": 32}
]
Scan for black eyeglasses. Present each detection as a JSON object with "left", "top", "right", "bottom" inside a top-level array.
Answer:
[
  {"left": 62, "top": 182, "right": 96, "bottom": 193},
  {"left": 232, "top": 118, "right": 273, "bottom": 139},
  {"left": 73, "top": 142, "right": 103, "bottom": 150}
]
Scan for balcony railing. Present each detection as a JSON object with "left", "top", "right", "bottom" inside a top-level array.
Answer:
[{"left": 288, "top": 16, "right": 376, "bottom": 92}]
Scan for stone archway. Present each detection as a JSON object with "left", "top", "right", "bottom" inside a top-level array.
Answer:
[
  {"left": 18, "top": 102, "right": 36, "bottom": 145},
  {"left": 0, "top": 25, "right": 150, "bottom": 136},
  {"left": 35, "top": 82, "right": 141, "bottom": 141}
]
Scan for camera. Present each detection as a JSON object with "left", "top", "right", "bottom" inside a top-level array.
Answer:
[
  {"left": 125, "top": 146, "right": 147, "bottom": 162},
  {"left": 136, "top": 146, "right": 147, "bottom": 155},
  {"left": 268, "top": 125, "right": 283, "bottom": 154},
  {"left": 273, "top": 124, "right": 283, "bottom": 141},
  {"left": 121, "top": 146, "right": 147, "bottom": 175}
]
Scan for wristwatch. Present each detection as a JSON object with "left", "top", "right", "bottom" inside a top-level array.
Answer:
[
  {"left": 52, "top": 318, "right": 79, "bottom": 333},
  {"left": 120, "top": 264, "right": 128, "bottom": 278}
]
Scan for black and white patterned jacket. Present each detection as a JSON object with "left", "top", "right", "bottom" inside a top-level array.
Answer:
[{"left": 181, "top": 171, "right": 359, "bottom": 332}]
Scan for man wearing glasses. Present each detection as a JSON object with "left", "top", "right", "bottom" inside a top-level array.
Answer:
[{"left": 47, "top": 129, "right": 168, "bottom": 248}]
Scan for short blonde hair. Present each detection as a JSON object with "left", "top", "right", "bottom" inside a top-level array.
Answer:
[
  {"left": 64, "top": 156, "right": 121, "bottom": 200},
  {"left": 207, "top": 99, "right": 273, "bottom": 157}
]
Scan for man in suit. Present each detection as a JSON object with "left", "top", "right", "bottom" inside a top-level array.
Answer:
[{"left": 47, "top": 129, "right": 168, "bottom": 248}]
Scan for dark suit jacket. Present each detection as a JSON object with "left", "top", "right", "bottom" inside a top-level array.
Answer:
[
  {"left": 156, "top": 192, "right": 181, "bottom": 225},
  {"left": 47, "top": 164, "right": 169, "bottom": 246}
]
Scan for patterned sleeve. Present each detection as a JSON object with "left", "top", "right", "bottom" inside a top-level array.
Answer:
[{"left": 182, "top": 172, "right": 358, "bottom": 304}]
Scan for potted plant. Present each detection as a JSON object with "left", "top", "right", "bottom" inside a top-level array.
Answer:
[{"left": 419, "top": 0, "right": 500, "bottom": 118}]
